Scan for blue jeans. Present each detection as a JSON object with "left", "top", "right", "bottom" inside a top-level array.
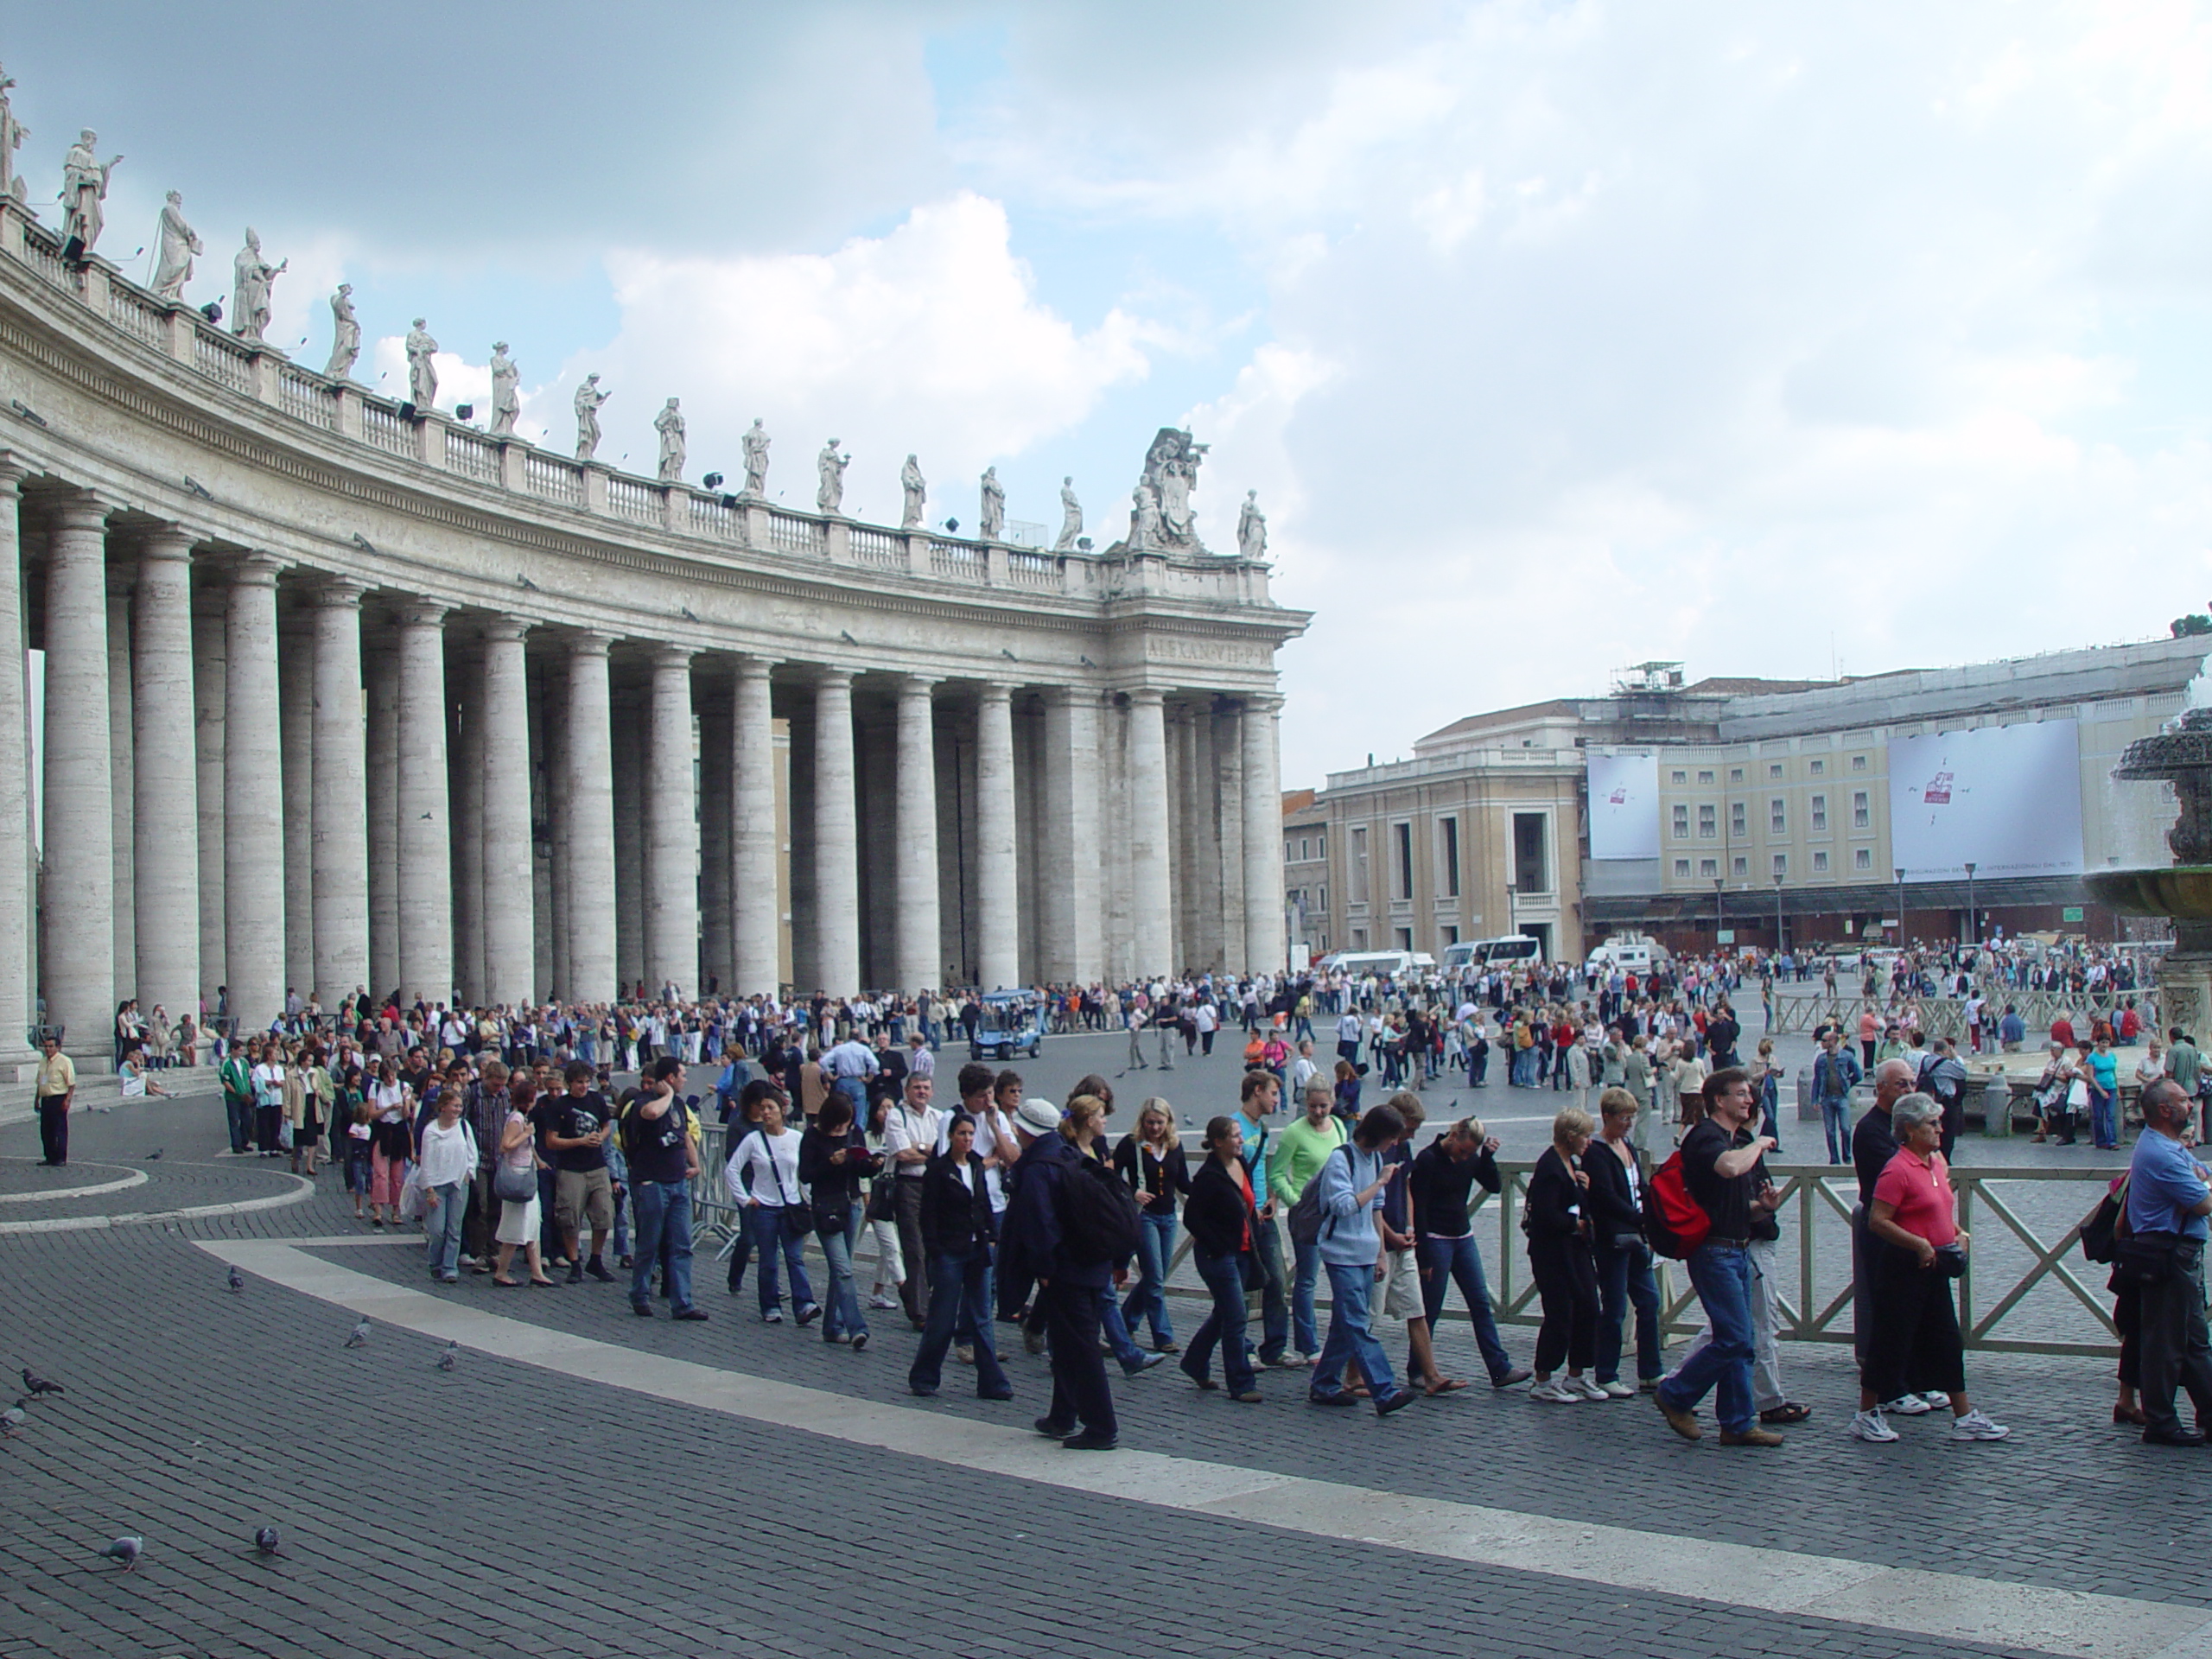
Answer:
[
  {"left": 817, "top": 1205, "right": 866, "bottom": 1340},
  {"left": 1313, "top": 1259, "right": 1396, "bottom": 1402},
  {"left": 423, "top": 1180, "right": 465, "bottom": 1277},
  {"left": 1124, "top": 1208, "right": 1177, "bottom": 1345},
  {"left": 1593, "top": 1242, "right": 1662, "bottom": 1384},
  {"left": 1251, "top": 1212, "right": 1290, "bottom": 1361},
  {"left": 1100, "top": 1279, "right": 1149, "bottom": 1371},
  {"left": 1292, "top": 1236, "right": 1322, "bottom": 1356},
  {"left": 1417, "top": 1233, "right": 1515, "bottom": 1383},
  {"left": 630, "top": 1180, "right": 696, "bottom": 1312},
  {"left": 1183, "top": 1249, "right": 1255, "bottom": 1394},
  {"left": 908, "top": 1247, "right": 1010, "bottom": 1396},
  {"left": 2091, "top": 1087, "right": 2120, "bottom": 1148},
  {"left": 1820, "top": 1099, "right": 1851, "bottom": 1165},
  {"left": 1660, "top": 1242, "right": 1756, "bottom": 1433},
  {"left": 832, "top": 1076, "right": 866, "bottom": 1121},
  {"left": 748, "top": 1205, "right": 817, "bottom": 1317}
]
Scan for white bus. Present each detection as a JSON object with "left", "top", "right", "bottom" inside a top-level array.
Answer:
[
  {"left": 1320, "top": 950, "right": 1433, "bottom": 981},
  {"left": 1441, "top": 935, "right": 1545, "bottom": 975}
]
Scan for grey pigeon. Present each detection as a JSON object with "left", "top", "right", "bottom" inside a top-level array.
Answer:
[
  {"left": 19, "top": 1367, "right": 61, "bottom": 1397},
  {"left": 435, "top": 1341, "right": 457, "bottom": 1373},
  {"left": 1, "top": 1406, "right": 23, "bottom": 1438},
  {"left": 99, "top": 1536, "right": 143, "bottom": 1571},
  {"left": 252, "top": 1525, "right": 282, "bottom": 1557},
  {"left": 145, "top": 1148, "right": 162, "bottom": 1160},
  {"left": 343, "top": 1319, "right": 369, "bottom": 1350},
  {"left": 227, "top": 1266, "right": 245, "bottom": 1294}
]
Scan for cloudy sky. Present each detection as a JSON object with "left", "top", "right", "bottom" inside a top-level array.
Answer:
[{"left": 10, "top": 2, "right": 2211, "bottom": 781}]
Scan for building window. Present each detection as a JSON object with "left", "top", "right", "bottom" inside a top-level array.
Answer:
[
  {"left": 1811, "top": 794, "right": 1827, "bottom": 831},
  {"left": 1814, "top": 850, "right": 1829, "bottom": 873},
  {"left": 1350, "top": 826, "right": 1369, "bottom": 905},
  {"left": 1732, "top": 855, "right": 1748, "bottom": 877},
  {"left": 1674, "top": 858, "right": 1691, "bottom": 878},
  {"left": 1395, "top": 927, "right": 1413, "bottom": 951},
  {"left": 1352, "top": 926, "right": 1368, "bottom": 949},
  {"left": 1730, "top": 801, "right": 1746, "bottom": 838},
  {"left": 1698, "top": 858, "right": 1718, "bottom": 878},
  {"left": 1810, "top": 759, "right": 1826, "bottom": 776},
  {"left": 1853, "top": 791, "right": 1870, "bottom": 830},
  {"left": 1394, "top": 821, "right": 1414, "bottom": 900},
  {"left": 1852, "top": 753, "right": 1868, "bottom": 772},
  {"left": 1672, "top": 804, "right": 1690, "bottom": 838},
  {"left": 1440, "top": 816, "right": 1461, "bottom": 898},
  {"left": 1853, "top": 848, "right": 1872, "bottom": 871},
  {"left": 1318, "top": 885, "right": 1327, "bottom": 911},
  {"left": 1770, "top": 798, "right": 1786, "bottom": 835},
  {"left": 1771, "top": 853, "right": 1787, "bottom": 877},
  {"left": 1670, "top": 770, "right": 1688, "bottom": 785},
  {"left": 1697, "top": 769, "right": 1715, "bottom": 785},
  {"left": 1441, "top": 925, "right": 1459, "bottom": 948},
  {"left": 1729, "top": 766, "right": 1745, "bottom": 784},
  {"left": 1511, "top": 812, "right": 1550, "bottom": 893},
  {"left": 1769, "top": 763, "right": 1783, "bottom": 779},
  {"left": 1697, "top": 804, "right": 1716, "bottom": 839},
  {"left": 1317, "top": 829, "right": 1325, "bottom": 860}
]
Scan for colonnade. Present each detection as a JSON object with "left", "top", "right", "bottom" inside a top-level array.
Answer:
[{"left": 3, "top": 476, "right": 1287, "bottom": 1059}]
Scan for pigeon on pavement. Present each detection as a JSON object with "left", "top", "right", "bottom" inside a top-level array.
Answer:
[
  {"left": 19, "top": 1367, "right": 62, "bottom": 1398},
  {"left": 227, "top": 1266, "right": 245, "bottom": 1294},
  {"left": 343, "top": 1319, "right": 370, "bottom": 1350},
  {"left": 252, "top": 1526, "right": 282, "bottom": 1557},
  {"left": 436, "top": 1340, "right": 457, "bottom": 1372},
  {"left": 1, "top": 1406, "right": 23, "bottom": 1438},
  {"left": 99, "top": 1536, "right": 143, "bottom": 1571}
]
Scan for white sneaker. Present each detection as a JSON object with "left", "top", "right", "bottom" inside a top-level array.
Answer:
[
  {"left": 1951, "top": 1408, "right": 2011, "bottom": 1441},
  {"left": 1851, "top": 1408, "right": 1899, "bottom": 1442},
  {"left": 1882, "top": 1395, "right": 1934, "bottom": 1416},
  {"left": 1599, "top": 1379, "right": 1637, "bottom": 1399},
  {"left": 1529, "top": 1380, "right": 1578, "bottom": 1402},
  {"left": 1920, "top": 1391, "right": 1950, "bottom": 1409},
  {"left": 1564, "top": 1376, "right": 1610, "bottom": 1402}
]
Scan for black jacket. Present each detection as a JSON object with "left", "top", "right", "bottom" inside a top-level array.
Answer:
[
  {"left": 919, "top": 1149, "right": 996, "bottom": 1258},
  {"left": 1581, "top": 1139, "right": 1644, "bottom": 1248},
  {"left": 798, "top": 1123, "right": 879, "bottom": 1212},
  {"left": 1407, "top": 1140, "right": 1501, "bottom": 1237},
  {"left": 1112, "top": 1135, "right": 1192, "bottom": 1214},
  {"left": 1182, "top": 1157, "right": 1259, "bottom": 1260},
  {"left": 1523, "top": 1147, "right": 1591, "bottom": 1246}
]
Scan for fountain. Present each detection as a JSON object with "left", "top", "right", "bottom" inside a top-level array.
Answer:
[{"left": 2084, "top": 694, "right": 2212, "bottom": 1037}]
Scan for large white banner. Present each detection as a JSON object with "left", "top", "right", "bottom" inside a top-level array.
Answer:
[
  {"left": 1587, "top": 752, "right": 1660, "bottom": 861},
  {"left": 1889, "top": 721, "right": 2083, "bottom": 880}
]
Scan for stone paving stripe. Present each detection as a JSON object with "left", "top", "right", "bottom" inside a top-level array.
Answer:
[
  {"left": 200, "top": 1235, "right": 2212, "bottom": 1659},
  {"left": 0, "top": 1173, "right": 312, "bottom": 1235},
  {"left": 0, "top": 1164, "right": 146, "bottom": 1204}
]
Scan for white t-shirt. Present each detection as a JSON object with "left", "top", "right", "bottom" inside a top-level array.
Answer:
[{"left": 727, "top": 1125, "right": 804, "bottom": 1208}]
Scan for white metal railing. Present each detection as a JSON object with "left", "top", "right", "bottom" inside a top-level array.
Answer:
[
  {"left": 690, "top": 493, "right": 741, "bottom": 540},
  {"left": 194, "top": 327, "right": 254, "bottom": 395},
  {"left": 1007, "top": 550, "right": 1058, "bottom": 587},
  {"left": 360, "top": 400, "right": 416, "bottom": 457},
  {"left": 931, "top": 540, "right": 985, "bottom": 582},
  {"left": 279, "top": 366, "right": 335, "bottom": 429},
  {"left": 607, "top": 474, "right": 661, "bottom": 521},
  {"left": 768, "top": 512, "right": 824, "bottom": 556},
  {"left": 106, "top": 283, "right": 166, "bottom": 346},
  {"left": 443, "top": 425, "right": 500, "bottom": 482},
  {"left": 524, "top": 452, "right": 583, "bottom": 505},
  {"left": 849, "top": 526, "right": 905, "bottom": 569}
]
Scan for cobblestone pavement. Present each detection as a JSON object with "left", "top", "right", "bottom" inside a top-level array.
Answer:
[{"left": 1, "top": 1045, "right": 2206, "bottom": 1659}]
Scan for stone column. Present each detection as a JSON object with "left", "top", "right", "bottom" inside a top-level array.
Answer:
[
  {"left": 395, "top": 602, "right": 451, "bottom": 1001},
  {"left": 812, "top": 668, "right": 859, "bottom": 996},
  {"left": 107, "top": 570, "right": 135, "bottom": 999},
  {"left": 1214, "top": 703, "right": 1247, "bottom": 975},
  {"left": 1041, "top": 688, "right": 1103, "bottom": 984},
  {"left": 0, "top": 461, "right": 35, "bottom": 1056},
  {"left": 538, "top": 660, "right": 567, "bottom": 999},
  {"left": 130, "top": 530, "right": 200, "bottom": 1024},
  {"left": 194, "top": 588, "right": 228, "bottom": 1003},
  {"left": 365, "top": 624, "right": 399, "bottom": 998},
  {"left": 645, "top": 646, "right": 697, "bottom": 995},
  {"left": 222, "top": 555, "right": 286, "bottom": 1034},
  {"left": 1192, "top": 707, "right": 1223, "bottom": 973},
  {"left": 41, "top": 495, "right": 114, "bottom": 1053},
  {"left": 975, "top": 681, "right": 1019, "bottom": 990},
  {"left": 893, "top": 675, "right": 940, "bottom": 993},
  {"left": 1126, "top": 687, "right": 1171, "bottom": 979},
  {"left": 450, "top": 649, "right": 486, "bottom": 1006},
  {"left": 279, "top": 616, "right": 315, "bottom": 998},
  {"left": 730, "top": 655, "right": 779, "bottom": 996},
  {"left": 564, "top": 633, "right": 616, "bottom": 1001},
  {"left": 480, "top": 618, "right": 533, "bottom": 1007},
  {"left": 309, "top": 581, "right": 368, "bottom": 1004},
  {"left": 697, "top": 685, "right": 733, "bottom": 993},
  {"left": 1243, "top": 693, "right": 1285, "bottom": 972},
  {"left": 612, "top": 684, "right": 645, "bottom": 995}
]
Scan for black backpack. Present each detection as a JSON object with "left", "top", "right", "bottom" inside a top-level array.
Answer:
[{"left": 1058, "top": 1156, "right": 1142, "bottom": 1267}]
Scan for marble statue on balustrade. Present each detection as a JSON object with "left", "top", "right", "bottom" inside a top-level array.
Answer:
[
  {"left": 404, "top": 318, "right": 439, "bottom": 408},
  {"left": 1141, "top": 426, "right": 1209, "bottom": 551},
  {"left": 60, "top": 130, "right": 122, "bottom": 253},
  {"left": 979, "top": 466, "right": 1006, "bottom": 542},
  {"left": 149, "top": 192, "right": 201, "bottom": 302},
  {"left": 741, "top": 418, "right": 770, "bottom": 496},
  {"left": 1236, "top": 489, "right": 1267, "bottom": 562},
  {"left": 488, "top": 342, "right": 520, "bottom": 435},
  {"left": 0, "top": 67, "right": 29, "bottom": 206},
  {"left": 231, "top": 229, "right": 286, "bottom": 342},
  {"left": 899, "top": 454, "right": 926, "bottom": 528},
  {"left": 817, "top": 439, "right": 849, "bottom": 514},
  {"left": 654, "top": 397, "right": 686, "bottom": 483},
  {"left": 574, "top": 374, "right": 610, "bottom": 461},
  {"left": 1128, "top": 481, "right": 1162, "bottom": 551},
  {"left": 1055, "top": 475, "right": 1082, "bottom": 551},
  {"left": 324, "top": 284, "right": 360, "bottom": 379}
]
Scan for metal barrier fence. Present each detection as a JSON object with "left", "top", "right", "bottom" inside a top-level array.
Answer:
[{"left": 1771, "top": 985, "right": 2145, "bottom": 1038}]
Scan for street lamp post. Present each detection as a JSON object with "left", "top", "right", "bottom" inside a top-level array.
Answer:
[
  {"left": 1713, "top": 877, "right": 1726, "bottom": 953},
  {"left": 1504, "top": 880, "right": 1516, "bottom": 939},
  {"left": 1894, "top": 866, "right": 1906, "bottom": 948},
  {"left": 1773, "top": 871, "right": 1785, "bottom": 957},
  {"left": 1964, "top": 861, "right": 1977, "bottom": 951}
]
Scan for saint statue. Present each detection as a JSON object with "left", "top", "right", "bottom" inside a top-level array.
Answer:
[
  {"left": 1054, "top": 475, "right": 1082, "bottom": 551},
  {"left": 1129, "top": 482, "right": 1162, "bottom": 552},
  {"left": 1139, "top": 427, "right": 1208, "bottom": 550},
  {"left": 574, "top": 373, "right": 610, "bottom": 461},
  {"left": 654, "top": 397, "right": 686, "bottom": 483},
  {"left": 60, "top": 129, "right": 122, "bottom": 253},
  {"left": 741, "top": 418, "right": 771, "bottom": 496},
  {"left": 231, "top": 228, "right": 286, "bottom": 342},
  {"left": 899, "top": 454, "right": 925, "bottom": 528},
  {"left": 0, "top": 67, "right": 31, "bottom": 206},
  {"left": 404, "top": 318, "right": 439, "bottom": 408},
  {"left": 324, "top": 284, "right": 361, "bottom": 380},
  {"left": 488, "top": 342, "right": 520, "bottom": 435},
  {"left": 817, "top": 438, "right": 849, "bottom": 514},
  {"left": 149, "top": 191, "right": 201, "bottom": 302},
  {"left": 1236, "top": 489, "right": 1268, "bottom": 562},
  {"left": 978, "top": 466, "right": 1006, "bottom": 542}
]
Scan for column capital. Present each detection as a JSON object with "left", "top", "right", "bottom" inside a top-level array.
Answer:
[
  {"left": 1125, "top": 685, "right": 1165, "bottom": 708},
  {"left": 977, "top": 680, "right": 1014, "bottom": 704},
  {"left": 568, "top": 630, "right": 613, "bottom": 658},
  {"left": 0, "top": 448, "right": 29, "bottom": 492},
  {"left": 396, "top": 598, "right": 449, "bottom": 630},
  {"left": 1041, "top": 683, "right": 1093, "bottom": 709},
  {"left": 480, "top": 614, "right": 530, "bottom": 644},
  {"left": 314, "top": 575, "right": 371, "bottom": 609},
  {"left": 813, "top": 664, "right": 854, "bottom": 690},
  {"left": 1243, "top": 691, "right": 1284, "bottom": 715},
  {"left": 136, "top": 524, "right": 199, "bottom": 561},
  {"left": 229, "top": 551, "right": 287, "bottom": 588},
  {"left": 48, "top": 492, "right": 117, "bottom": 534},
  {"left": 652, "top": 644, "right": 695, "bottom": 671},
  {"left": 892, "top": 673, "right": 938, "bottom": 699},
  {"left": 734, "top": 652, "right": 778, "bottom": 681}
]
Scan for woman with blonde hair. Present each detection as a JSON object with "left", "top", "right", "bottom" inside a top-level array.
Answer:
[
  {"left": 1525, "top": 1106, "right": 1606, "bottom": 1402},
  {"left": 1114, "top": 1096, "right": 1190, "bottom": 1353}
]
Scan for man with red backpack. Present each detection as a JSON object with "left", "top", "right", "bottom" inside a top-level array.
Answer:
[{"left": 1653, "top": 1068, "right": 1786, "bottom": 1446}]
